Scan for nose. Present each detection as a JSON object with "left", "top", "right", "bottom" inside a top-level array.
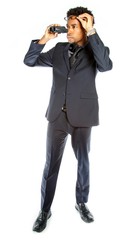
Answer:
[{"left": 67, "top": 27, "right": 73, "bottom": 34}]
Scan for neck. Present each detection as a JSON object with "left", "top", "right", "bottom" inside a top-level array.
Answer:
[{"left": 78, "top": 36, "right": 87, "bottom": 46}]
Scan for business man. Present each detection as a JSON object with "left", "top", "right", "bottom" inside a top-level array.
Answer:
[{"left": 24, "top": 6, "right": 112, "bottom": 232}]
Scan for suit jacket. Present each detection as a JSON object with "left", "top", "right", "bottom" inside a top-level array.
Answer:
[{"left": 24, "top": 33, "right": 112, "bottom": 127}]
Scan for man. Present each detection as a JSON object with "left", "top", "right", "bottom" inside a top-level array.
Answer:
[{"left": 24, "top": 6, "right": 112, "bottom": 232}]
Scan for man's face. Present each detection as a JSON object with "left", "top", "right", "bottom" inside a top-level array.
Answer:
[{"left": 66, "top": 17, "right": 86, "bottom": 46}]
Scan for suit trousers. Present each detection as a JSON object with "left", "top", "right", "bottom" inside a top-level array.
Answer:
[{"left": 41, "top": 111, "right": 92, "bottom": 212}]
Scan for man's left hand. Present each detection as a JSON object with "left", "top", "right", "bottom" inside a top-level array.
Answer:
[{"left": 77, "top": 13, "right": 94, "bottom": 33}]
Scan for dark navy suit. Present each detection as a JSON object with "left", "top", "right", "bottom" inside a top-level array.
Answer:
[{"left": 24, "top": 33, "right": 112, "bottom": 211}]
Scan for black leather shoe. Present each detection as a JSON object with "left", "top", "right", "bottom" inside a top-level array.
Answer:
[
  {"left": 75, "top": 203, "right": 94, "bottom": 223},
  {"left": 32, "top": 210, "right": 52, "bottom": 232}
]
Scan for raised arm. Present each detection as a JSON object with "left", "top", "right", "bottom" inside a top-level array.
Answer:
[
  {"left": 24, "top": 24, "right": 59, "bottom": 67},
  {"left": 77, "top": 13, "right": 113, "bottom": 72}
]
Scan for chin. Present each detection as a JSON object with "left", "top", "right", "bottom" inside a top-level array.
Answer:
[
  {"left": 68, "top": 41, "right": 74, "bottom": 43},
  {"left": 67, "top": 37, "right": 75, "bottom": 43},
  {"left": 68, "top": 39, "right": 75, "bottom": 44}
]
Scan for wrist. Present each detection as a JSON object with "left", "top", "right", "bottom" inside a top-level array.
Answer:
[
  {"left": 38, "top": 35, "right": 49, "bottom": 44},
  {"left": 87, "top": 28, "right": 96, "bottom": 37}
]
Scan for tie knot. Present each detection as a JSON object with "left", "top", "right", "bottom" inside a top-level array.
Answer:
[{"left": 69, "top": 44, "right": 82, "bottom": 54}]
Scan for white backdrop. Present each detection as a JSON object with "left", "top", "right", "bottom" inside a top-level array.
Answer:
[{"left": 0, "top": 0, "right": 126, "bottom": 239}]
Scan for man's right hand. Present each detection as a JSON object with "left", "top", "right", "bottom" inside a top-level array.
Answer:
[{"left": 38, "top": 24, "right": 60, "bottom": 44}]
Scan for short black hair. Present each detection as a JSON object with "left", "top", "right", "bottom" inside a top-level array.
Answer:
[{"left": 66, "top": 6, "right": 95, "bottom": 24}]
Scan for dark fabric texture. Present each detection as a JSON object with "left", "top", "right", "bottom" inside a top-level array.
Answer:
[
  {"left": 41, "top": 112, "right": 91, "bottom": 211},
  {"left": 24, "top": 33, "right": 112, "bottom": 127},
  {"left": 24, "top": 33, "right": 112, "bottom": 211}
]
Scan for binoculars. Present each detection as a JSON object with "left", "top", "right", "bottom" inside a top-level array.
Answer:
[{"left": 49, "top": 26, "right": 68, "bottom": 33}]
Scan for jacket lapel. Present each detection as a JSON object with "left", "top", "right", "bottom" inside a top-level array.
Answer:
[
  {"left": 73, "top": 49, "right": 84, "bottom": 69},
  {"left": 63, "top": 44, "right": 71, "bottom": 71}
]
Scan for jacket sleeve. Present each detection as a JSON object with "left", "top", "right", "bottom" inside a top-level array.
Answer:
[
  {"left": 88, "top": 33, "right": 113, "bottom": 72},
  {"left": 23, "top": 40, "right": 55, "bottom": 67}
]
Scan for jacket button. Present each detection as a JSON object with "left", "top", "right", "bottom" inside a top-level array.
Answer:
[{"left": 68, "top": 77, "right": 71, "bottom": 80}]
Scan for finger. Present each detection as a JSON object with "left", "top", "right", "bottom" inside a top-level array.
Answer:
[
  {"left": 78, "top": 13, "right": 91, "bottom": 18},
  {"left": 55, "top": 32, "right": 58, "bottom": 37},
  {"left": 78, "top": 13, "right": 94, "bottom": 22},
  {"left": 77, "top": 16, "right": 88, "bottom": 22},
  {"left": 47, "top": 23, "right": 60, "bottom": 29},
  {"left": 47, "top": 24, "right": 61, "bottom": 33}
]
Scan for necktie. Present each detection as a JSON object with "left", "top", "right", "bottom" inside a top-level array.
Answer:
[{"left": 69, "top": 44, "right": 83, "bottom": 68}]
